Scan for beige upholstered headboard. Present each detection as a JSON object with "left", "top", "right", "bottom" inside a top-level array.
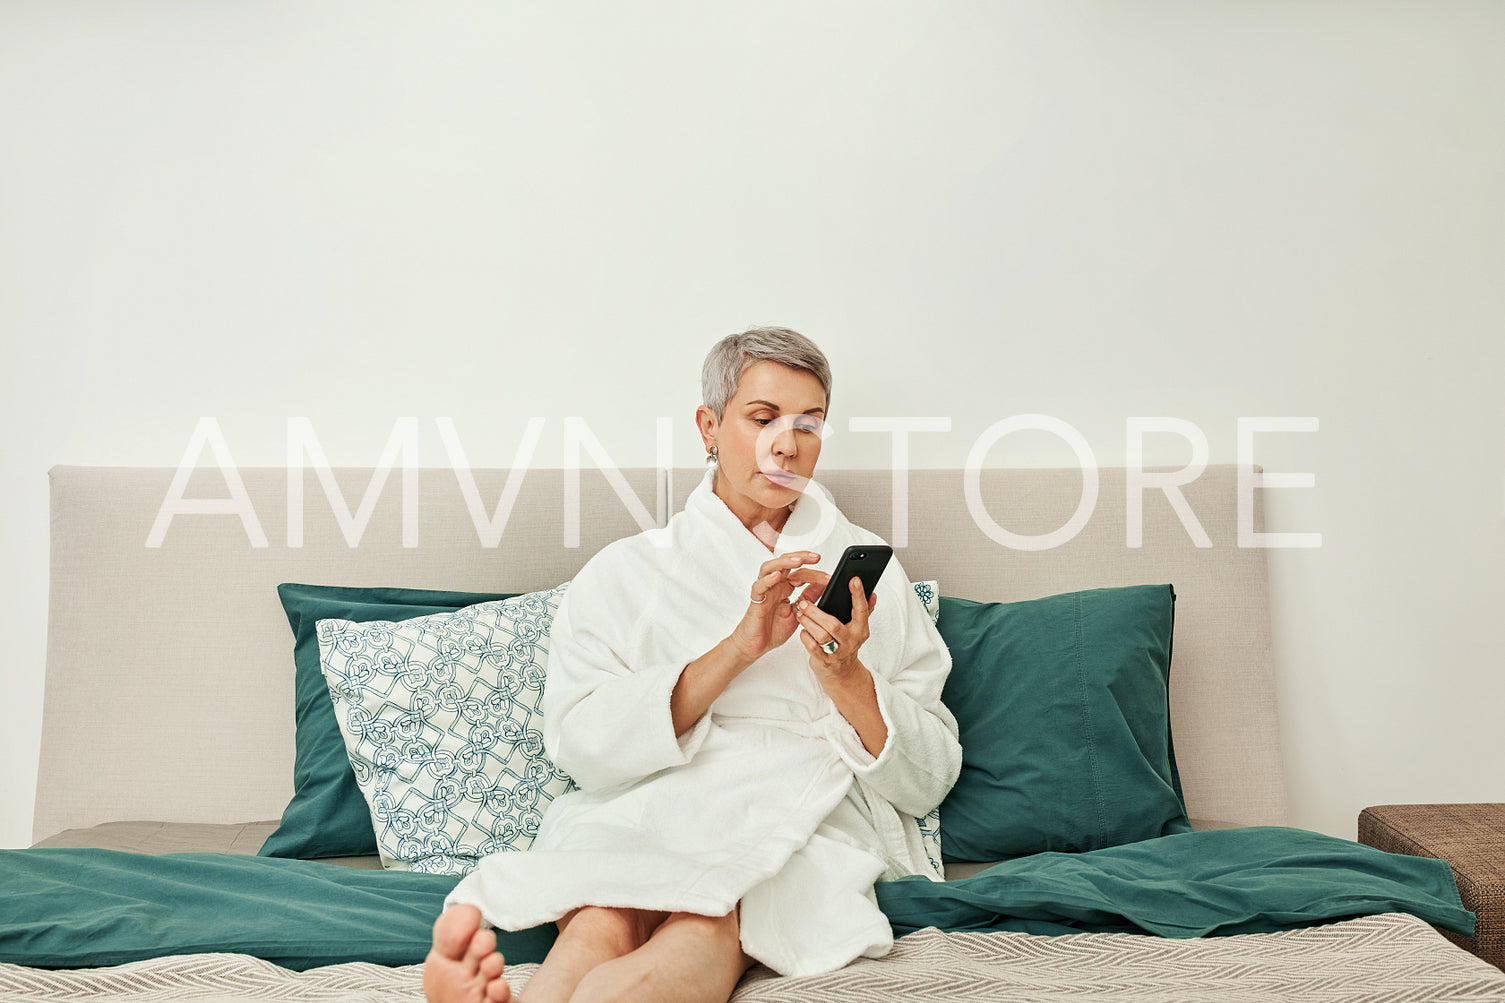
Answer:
[{"left": 36, "top": 464, "right": 1288, "bottom": 844}]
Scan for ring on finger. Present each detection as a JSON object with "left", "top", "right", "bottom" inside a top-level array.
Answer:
[
  {"left": 750, "top": 592, "right": 767, "bottom": 604},
  {"left": 820, "top": 639, "right": 839, "bottom": 655}
]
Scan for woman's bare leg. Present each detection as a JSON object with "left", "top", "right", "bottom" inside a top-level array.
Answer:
[
  {"left": 567, "top": 909, "right": 754, "bottom": 1003},
  {"left": 519, "top": 905, "right": 669, "bottom": 1003}
]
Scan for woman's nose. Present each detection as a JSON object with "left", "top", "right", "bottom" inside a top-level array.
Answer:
[{"left": 773, "top": 428, "right": 797, "bottom": 456}]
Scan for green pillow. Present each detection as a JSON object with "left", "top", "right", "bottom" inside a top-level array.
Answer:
[
  {"left": 937, "top": 584, "right": 1190, "bottom": 862},
  {"left": 258, "top": 584, "right": 519, "bottom": 860}
]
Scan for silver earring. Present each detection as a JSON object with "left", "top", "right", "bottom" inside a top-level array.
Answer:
[{"left": 706, "top": 444, "right": 718, "bottom": 466}]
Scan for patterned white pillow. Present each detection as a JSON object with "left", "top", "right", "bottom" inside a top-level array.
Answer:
[
  {"left": 912, "top": 579, "right": 940, "bottom": 625},
  {"left": 910, "top": 580, "right": 945, "bottom": 879},
  {"left": 317, "top": 584, "right": 575, "bottom": 875}
]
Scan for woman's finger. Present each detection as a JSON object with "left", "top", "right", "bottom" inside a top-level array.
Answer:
[
  {"left": 794, "top": 575, "right": 830, "bottom": 605},
  {"left": 785, "top": 568, "right": 830, "bottom": 588},
  {"left": 757, "top": 551, "right": 820, "bottom": 579},
  {"left": 805, "top": 617, "right": 856, "bottom": 661},
  {"left": 797, "top": 621, "right": 835, "bottom": 655},
  {"left": 750, "top": 553, "right": 821, "bottom": 604},
  {"left": 849, "top": 578, "right": 877, "bottom": 631},
  {"left": 794, "top": 596, "right": 841, "bottom": 636},
  {"left": 750, "top": 567, "right": 797, "bottom": 600}
]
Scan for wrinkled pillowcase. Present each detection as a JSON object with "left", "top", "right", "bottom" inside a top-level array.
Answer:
[
  {"left": 936, "top": 583, "right": 1190, "bottom": 862},
  {"left": 260, "top": 584, "right": 520, "bottom": 861},
  {"left": 318, "top": 585, "right": 576, "bottom": 875}
]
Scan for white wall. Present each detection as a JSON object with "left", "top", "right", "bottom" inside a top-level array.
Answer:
[{"left": 2, "top": 1, "right": 1501, "bottom": 849}]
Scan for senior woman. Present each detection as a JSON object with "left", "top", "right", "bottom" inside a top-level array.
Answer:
[{"left": 425, "top": 328, "right": 962, "bottom": 1003}]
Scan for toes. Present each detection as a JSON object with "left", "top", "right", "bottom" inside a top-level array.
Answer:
[
  {"left": 463, "top": 926, "right": 497, "bottom": 966},
  {"left": 432, "top": 904, "right": 485, "bottom": 960},
  {"left": 427, "top": 905, "right": 510, "bottom": 1003}
]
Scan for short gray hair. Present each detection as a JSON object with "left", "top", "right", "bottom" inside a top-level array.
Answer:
[{"left": 701, "top": 327, "right": 833, "bottom": 421}]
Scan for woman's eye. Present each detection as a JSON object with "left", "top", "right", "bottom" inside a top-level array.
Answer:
[{"left": 751, "top": 417, "right": 819, "bottom": 431}]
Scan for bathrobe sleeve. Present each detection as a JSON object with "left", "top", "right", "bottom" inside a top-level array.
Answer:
[
  {"left": 822, "top": 546, "right": 962, "bottom": 820},
  {"left": 541, "top": 543, "right": 713, "bottom": 794}
]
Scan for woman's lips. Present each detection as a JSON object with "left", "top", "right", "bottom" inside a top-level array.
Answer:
[{"left": 762, "top": 469, "right": 796, "bottom": 485}]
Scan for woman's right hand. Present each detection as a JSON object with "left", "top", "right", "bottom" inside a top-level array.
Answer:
[{"left": 725, "top": 551, "right": 823, "bottom": 665}]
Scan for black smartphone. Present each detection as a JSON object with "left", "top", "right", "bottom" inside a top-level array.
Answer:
[{"left": 814, "top": 545, "right": 893, "bottom": 624}]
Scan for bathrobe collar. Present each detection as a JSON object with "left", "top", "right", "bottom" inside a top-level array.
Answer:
[{"left": 689, "top": 466, "right": 843, "bottom": 563}]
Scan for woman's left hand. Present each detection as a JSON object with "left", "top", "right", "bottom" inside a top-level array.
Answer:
[{"left": 794, "top": 575, "right": 879, "bottom": 681}]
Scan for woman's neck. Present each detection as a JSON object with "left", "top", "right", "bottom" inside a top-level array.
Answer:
[{"left": 712, "top": 473, "right": 790, "bottom": 550}]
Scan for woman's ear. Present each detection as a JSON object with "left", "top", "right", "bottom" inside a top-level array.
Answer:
[{"left": 694, "top": 404, "right": 719, "bottom": 452}]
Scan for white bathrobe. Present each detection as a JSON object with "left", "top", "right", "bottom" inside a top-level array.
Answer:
[{"left": 445, "top": 466, "right": 963, "bottom": 977}]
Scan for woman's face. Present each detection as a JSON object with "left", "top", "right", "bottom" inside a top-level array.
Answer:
[{"left": 699, "top": 360, "right": 827, "bottom": 518}]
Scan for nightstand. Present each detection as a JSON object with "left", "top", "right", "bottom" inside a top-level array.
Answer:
[{"left": 1358, "top": 803, "right": 1505, "bottom": 971}]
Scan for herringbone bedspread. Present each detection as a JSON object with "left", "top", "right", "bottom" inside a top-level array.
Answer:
[{"left": 4, "top": 913, "right": 1503, "bottom": 1002}]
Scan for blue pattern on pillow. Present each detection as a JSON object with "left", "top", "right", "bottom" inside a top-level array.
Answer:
[{"left": 318, "top": 584, "right": 575, "bottom": 875}]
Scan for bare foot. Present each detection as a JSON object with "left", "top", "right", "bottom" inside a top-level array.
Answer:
[{"left": 424, "top": 904, "right": 511, "bottom": 1003}]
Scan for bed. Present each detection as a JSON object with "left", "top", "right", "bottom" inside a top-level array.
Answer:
[{"left": 5, "top": 462, "right": 1502, "bottom": 1000}]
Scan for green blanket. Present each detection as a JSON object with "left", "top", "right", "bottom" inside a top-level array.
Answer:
[
  {"left": 0, "top": 827, "right": 1472, "bottom": 971},
  {"left": 878, "top": 827, "right": 1474, "bottom": 938}
]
